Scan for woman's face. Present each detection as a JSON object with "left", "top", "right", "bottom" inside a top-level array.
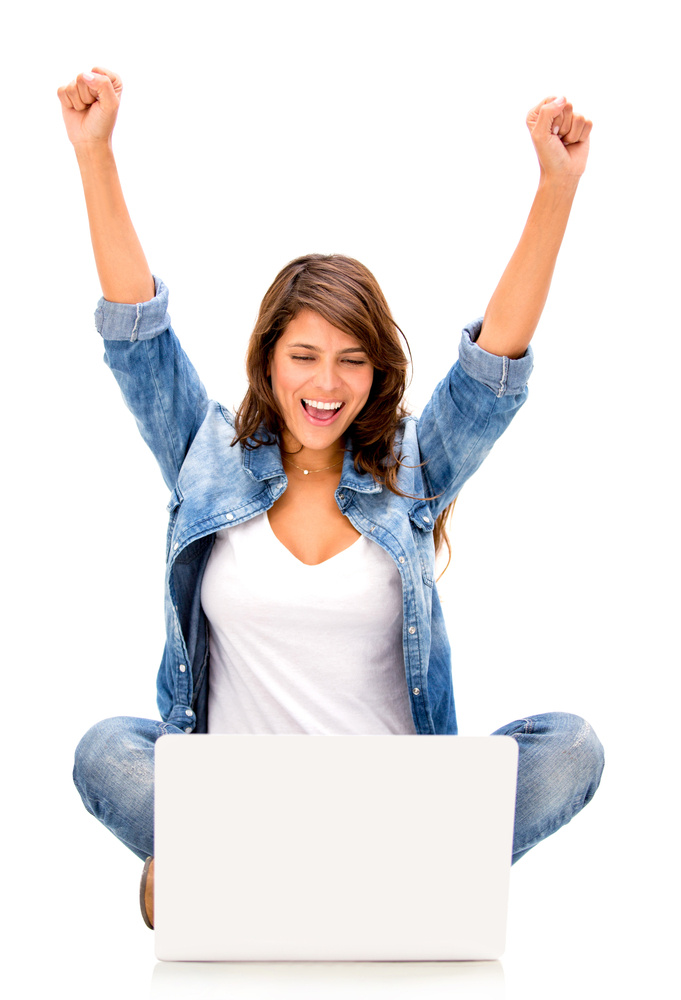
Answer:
[{"left": 268, "top": 309, "right": 374, "bottom": 455}]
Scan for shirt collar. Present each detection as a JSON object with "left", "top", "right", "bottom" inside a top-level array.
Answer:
[{"left": 241, "top": 435, "right": 285, "bottom": 481}]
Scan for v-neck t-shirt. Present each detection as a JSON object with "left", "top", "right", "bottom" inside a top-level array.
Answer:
[{"left": 201, "top": 512, "right": 416, "bottom": 734}]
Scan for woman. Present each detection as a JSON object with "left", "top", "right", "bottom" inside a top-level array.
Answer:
[{"left": 59, "top": 68, "right": 604, "bottom": 929}]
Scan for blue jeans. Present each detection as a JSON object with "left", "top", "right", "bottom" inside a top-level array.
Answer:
[{"left": 73, "top": 713, "right": 604, "bottom": 863}]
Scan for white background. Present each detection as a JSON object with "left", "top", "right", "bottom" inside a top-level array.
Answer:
[{"left": 2, "top": 1, "right": 678, "bottom": 997}]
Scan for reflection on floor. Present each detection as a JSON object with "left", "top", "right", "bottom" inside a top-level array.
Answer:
[{"left": 150, "top": 959, "right": 505, "bottom": 999}]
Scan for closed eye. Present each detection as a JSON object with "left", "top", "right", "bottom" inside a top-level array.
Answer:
[{"left": 290, "top": 355, "right": 368, "bottom": 366}]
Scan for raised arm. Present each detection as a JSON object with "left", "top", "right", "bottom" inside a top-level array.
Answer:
[
  {"left": 57, "top": 67, "right": 154, "bottom": 304},
  {"left": 58, "top": 69, "right": 209, "bottom": 490},
  {"left": 476, "top": 96, "right": 592, "bottom": 359}
]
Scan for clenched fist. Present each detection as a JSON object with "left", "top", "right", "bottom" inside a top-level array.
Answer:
[
  {"left": 527, "top": 96, "right": 592, "bottom": 179},
  {"left": 57, "top": 68, "right": 123, "bottom": 147}
]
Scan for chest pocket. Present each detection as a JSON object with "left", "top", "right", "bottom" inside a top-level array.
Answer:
[{"left": 408, "top": 501, "right": 435, "bottom": 587}]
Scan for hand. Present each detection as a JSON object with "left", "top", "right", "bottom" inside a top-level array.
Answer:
[
  {"left": 526, "top": 96, "right": 592, "bottom": 179},
  {"left": 57, "top": 68, "right": 122, "bottom": 148}
]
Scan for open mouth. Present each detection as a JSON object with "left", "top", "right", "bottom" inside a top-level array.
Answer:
[{"left": 301, "top": 399, "right": 345, "bottom": 424}]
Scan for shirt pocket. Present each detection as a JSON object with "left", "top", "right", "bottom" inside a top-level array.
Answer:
[{"left": 408, "top": 501, "right": 435, "bottom": 588}]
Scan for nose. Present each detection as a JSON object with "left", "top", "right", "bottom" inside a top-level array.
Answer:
[{"left": 312, "top": 357, "right": 341, "bottom": 392}]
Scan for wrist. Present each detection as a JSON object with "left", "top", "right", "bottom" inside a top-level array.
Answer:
[
  {"left": 74, "top": 139, "right": 115, "bottom": 166},
  {"left": 537, "top": 172, "right": 580, "bottom": 197}
]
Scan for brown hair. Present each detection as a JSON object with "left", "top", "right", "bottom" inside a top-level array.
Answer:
[{"left": 232, "top": 253, "right": 455, "bottom": 567}]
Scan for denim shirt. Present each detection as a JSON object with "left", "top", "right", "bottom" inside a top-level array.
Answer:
[{"left": 95, "top": 278, "right": 533, "bottom": 736}]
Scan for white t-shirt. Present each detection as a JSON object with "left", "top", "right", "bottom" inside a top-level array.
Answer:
[{"left": 201, "top": 512, "right": 416, "bottom": 735}]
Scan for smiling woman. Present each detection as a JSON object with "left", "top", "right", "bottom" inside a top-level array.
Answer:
[
  {"left": 59, "top": 67, "right": 604, "bottom": 930},
  {"left": 235, "top": 252, "right": 411, "bottom": 485},
  {"left": 269, "top": 310, "right": 374, "bottom": 455},
  {"left": 235, "top": 254, "right": 416, "bottom": 565}
]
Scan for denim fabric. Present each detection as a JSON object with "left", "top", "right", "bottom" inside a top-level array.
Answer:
[
  {"left": 96, "top": 277, "right": 534, "bottom": 736},
  {"left": 73, "top": 713, "right": 604, "bottom": 863}
]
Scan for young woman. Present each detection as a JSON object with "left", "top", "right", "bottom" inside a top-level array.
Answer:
[{"left": 59, "top": 68, "right": 604, "bottom": 928}]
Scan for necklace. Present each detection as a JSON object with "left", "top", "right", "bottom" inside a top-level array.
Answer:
[{"left": 283, "top": 455, "right": 344, "bottom": 476}]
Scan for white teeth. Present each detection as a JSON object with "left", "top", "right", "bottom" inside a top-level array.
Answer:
[{"left": 303, "top": 399, "right": 343, "bottom": 410}]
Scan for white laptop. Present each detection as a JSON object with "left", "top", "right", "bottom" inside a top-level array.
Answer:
[{"left": 154, "top": 734, "right": 517, "bottom": 962}]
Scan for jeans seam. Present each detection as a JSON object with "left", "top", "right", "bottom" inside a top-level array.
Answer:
[{"left": 508, "top": 717, "right": 534, "bottom": 739}]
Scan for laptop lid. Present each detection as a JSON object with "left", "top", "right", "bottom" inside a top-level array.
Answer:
[{"left": 154, "top": 734, "right": 517, "bottom": 961}]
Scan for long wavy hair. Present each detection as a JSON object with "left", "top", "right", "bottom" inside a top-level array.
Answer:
[{"left": 232, "top": 254, "right": 456, "bottom": 567}]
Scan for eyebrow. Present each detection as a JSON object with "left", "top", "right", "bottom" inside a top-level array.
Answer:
[{"left": 286, "top": 342, "right": 367, "bottom": 355}]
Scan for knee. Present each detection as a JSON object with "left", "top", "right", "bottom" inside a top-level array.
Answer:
[
  {"left": 73, "top": 716, "right": 142, "bottom": 809},
  {"left": 73, "top": 715, "right": 182, "bottom": 811},
  {"left": 544, "top": 712, "right": 605, "bottom": 805},
  {"left": 574, "top": 717, "right": 605, "bottom": 805},
  {"left": 73, "top": 718, "right": 123, "bottom": 811}
]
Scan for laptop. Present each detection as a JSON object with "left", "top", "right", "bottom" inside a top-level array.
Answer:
[{"left": 154, "top": 734, "right": 517, "bottom": 961}]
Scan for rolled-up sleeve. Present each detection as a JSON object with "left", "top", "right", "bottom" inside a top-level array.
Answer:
[
  {"left": 416, "top": 321, "right": 534, "bottom": 518},
  {"left": 95, "top": 277, "right": 209, "bottom": 490},
  {"left": 458, "top": 318, "right": 534, "bottom": 398},
  {"left": 95, "top": 277, "right": 173, "bottom": 342}
]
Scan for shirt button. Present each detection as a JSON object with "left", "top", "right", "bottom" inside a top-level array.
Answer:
[
  {"left": 399, "top": 556, "right": 405, "bottom": 564},
  {"left": 173, "top": 542, "right": 179, "bottom": 550},
  {"left": 179, "top": 664, "right": 186, "bottom": 672},
  {"left": 184, "top": 726, "right": 193, "bottom": 733},
  {"left": 423, "top": 516, "right": 430, "bottom": 523},
  {"left": 338, "top": 493, "right": 345, "bottom": 500},
  {"left": 226, "top": 513, "right": 234, "bottom": 521},
  {"left": 413, "top": 688, "right": 421, "bottom": 696},
  {"left": 185, "top": 709, "right": 193, "bottom": 717},
  {"left": 409, "top": 626, "right": 416, "bottom": 634}
]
